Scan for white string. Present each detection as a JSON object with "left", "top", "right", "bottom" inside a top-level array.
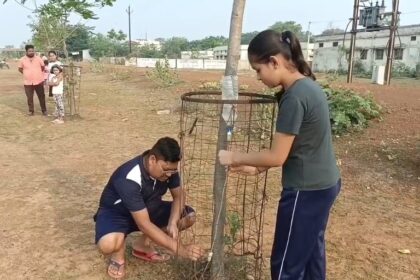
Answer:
[{"left": 203, "top": 105, "right": 236, "bottom": 272}]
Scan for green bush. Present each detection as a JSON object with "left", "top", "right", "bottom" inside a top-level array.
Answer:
[
  {"left": 322, "top": 84, "right": 381, "bottom": 135},
  {"left": 146, "top": 58, "right": 180, "bottom": 87},
  {"left": 353, "top": 59, "right": 372, "bottom": 78},
  {"left": 392, "top": 61, "right": 416, "bottom": 78}
]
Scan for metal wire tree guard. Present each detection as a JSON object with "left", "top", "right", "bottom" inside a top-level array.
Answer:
[
  {"left": 177, "top": 91, "right": 277, "bottom": 280},
  {"left": 62, "top": 62, "right": 82, "bottom": 116}
]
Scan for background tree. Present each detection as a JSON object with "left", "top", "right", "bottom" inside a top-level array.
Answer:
[
  {"left": 65, "top": 24, "right": 93, "bottom": 52},
  {"left": 161, "top": 37, "right": 189, "bottom": 58},
  {"left": 321, "top": 22, "right": 345, "bottom": 35},
  {"left": 107, "top": 29, "right": 127, "bottom": 41},
  {"left": 321, "top": 28, "right": 345, "bottom": 35},
  {"left": 88, "top": 31, "right": 129, "bottom": 58},
  {"left": 29, "top": 13, "right": 70, "bottom": 55},
  {"left": 269, "top": 20, "right": 307, "bottom": 41},
  {"left": 188, "top": 36, "right": 228, "bottom": 51},
  {"left": 241, "top": 31, "right": 258, "bottom": 44},
  {"left": 4, "top": 0, "right": 116, "bottom": 19},
  {"left": 133, "top": 45, "right": 163, "bottom": 58}
]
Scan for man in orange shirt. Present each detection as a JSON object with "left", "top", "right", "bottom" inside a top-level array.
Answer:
[{"left": 18, "top": 45, "right": 47, "bottom": 116}]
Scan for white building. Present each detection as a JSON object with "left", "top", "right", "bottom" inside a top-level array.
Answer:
[
  {"left": 213, "top": 45, "right": 249, "bottom": 60},
  {"left": 312, "top": 24, "right": 420, "bottom": 72},
  {"left": 131, "top": 39, "right": 162, "bottom": 50},
  {"left": 301, "top": 42, "right": 315, "bottom": 63},
  {"left": 181, "top": 50, "right": 214, "bottom": 59},
  {"left": 212, "top": 43, "right": 314, "bottom": 62}
]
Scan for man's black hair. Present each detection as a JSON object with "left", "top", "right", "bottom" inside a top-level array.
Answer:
[
  {"left": 149, "top": 137, "right": 181, "bottom": 162},
  {"left": 25, "top": 44, "right": 34, "bottom": 51}
]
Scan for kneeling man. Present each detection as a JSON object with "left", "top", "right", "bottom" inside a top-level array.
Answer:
[{"left": 94, "top": 137, "right": 204, "bottom": 279}]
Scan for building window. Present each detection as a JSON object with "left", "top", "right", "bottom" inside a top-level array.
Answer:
[
  {"left": 394, "top": 48, "right": 403, "bottom": 60},
  {"left": 319, "top": 43, "right": 324, "bottom": 48},
  {"left": 333, "top": 42, "right": 339, "bottom": 47},
  {"left": 375, "top": 49, "right": 384, "bottom": 60},
  {"left": 360, "top": 49, "right": 368, "bottom": 60},
  {"left": 411, "top": 36, "right": 416, "bottom": 41}
]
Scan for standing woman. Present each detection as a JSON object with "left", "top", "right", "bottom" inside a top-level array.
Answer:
[{"left": 218, "top": 30, "right": 341, "bottom": 280}]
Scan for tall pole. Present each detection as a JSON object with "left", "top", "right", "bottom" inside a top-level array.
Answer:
[
  {"left": 126, "top": 5, "right": 133, "bottom": 53},
  {"left": 306, "top": 21, "right": 311, "bottom": 62},
  {"left": 347, "top": 0, "right": 360, "bottom": 83},
  {"left": 384, "top": 0, "right": 400, "bottom": 85}
]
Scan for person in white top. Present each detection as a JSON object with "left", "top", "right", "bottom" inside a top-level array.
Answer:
[
  {"left": 47, "top": 51, "right": 62, "bottom": 97},
  {"left": 49, "top": 65, "right": 65, "bottom": 124}
]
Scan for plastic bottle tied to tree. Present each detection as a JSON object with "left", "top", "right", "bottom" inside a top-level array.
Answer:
[{"left": 221, "top": 76, "right": 238, "bottom": 141}]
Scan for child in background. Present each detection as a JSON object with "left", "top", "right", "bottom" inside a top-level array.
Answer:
[
  {"left": 49, "top": 65, "right": 65, "bottom": 124},
  {"left": 47, "top": 51, "right": 62, "bottom": 97}
]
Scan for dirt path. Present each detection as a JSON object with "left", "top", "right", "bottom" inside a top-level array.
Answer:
[{"left": 0, "top": 64, "right": 418, "bottom": 279}]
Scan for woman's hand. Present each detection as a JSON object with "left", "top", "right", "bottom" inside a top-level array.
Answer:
[
  {"left": 218, "top": 150, "right": 234, "bottom": 166},
  {"left": 229, "top": 165, "right": 261, "bottom": 176}
]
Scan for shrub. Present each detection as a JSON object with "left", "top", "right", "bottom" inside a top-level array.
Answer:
[
  {"left": 146, "top": 58, "right": 180, "bottom": 87},
  {"left": 322, "top": 84, "right": 382, "bottom": 135},
  {"left": 392, "top": 61, "right": 416, "bottom": 78}
]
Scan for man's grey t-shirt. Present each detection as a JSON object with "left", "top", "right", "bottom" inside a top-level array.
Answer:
[{"left": 276, "top": 77, "right": 340, "bottom": 190}]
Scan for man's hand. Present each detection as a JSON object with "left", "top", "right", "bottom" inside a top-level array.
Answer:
[
  {"left": 229, "top": 165, "right": 260, "bottom": 176},
  {"left": 166, "top": 222, "right": 179, "bottom": 240},
  {"left": 178, "top": 244, "right": 205, "bottom": 261}
]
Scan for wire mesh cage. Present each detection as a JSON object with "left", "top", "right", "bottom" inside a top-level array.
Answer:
[
  {"left": 62, "top": 63, "right": 82, "bottom": 116},
  {"left": 178, "top": 91, "right": 277, "bottom": 280}
]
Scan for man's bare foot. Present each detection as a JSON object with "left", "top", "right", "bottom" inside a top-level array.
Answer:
[
  {"left": 132, "top": 235, "right": 169, "bottom": 262},
  {"left": 132, "top": 235, "right": 156, "bottom": 253}
]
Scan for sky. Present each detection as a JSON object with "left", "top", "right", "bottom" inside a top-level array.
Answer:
[{"left": 0, "top": 0, "right": 419, "bottom": 48}]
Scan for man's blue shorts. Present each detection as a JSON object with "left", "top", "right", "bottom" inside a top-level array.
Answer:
[{"left": 94, "top": 200, "right": 194, "bottom": 244}]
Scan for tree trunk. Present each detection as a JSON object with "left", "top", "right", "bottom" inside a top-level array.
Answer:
[{"left": 211, "top": 0, "right": 246, "bottom": 279}]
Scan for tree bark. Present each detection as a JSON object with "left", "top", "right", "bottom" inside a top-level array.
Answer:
[{"left": 211, "top": 1, "right": 246, "bottom": 279}]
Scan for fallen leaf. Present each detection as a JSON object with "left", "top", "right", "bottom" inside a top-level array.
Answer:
[
  {"left": 387, "top": 154, "right": 396, "bottom": 160},
  {"left": 398, "top": 249, "right": 411, "bottom": 254},
  {"left": 157, "top": 110, "right": 171, "bottom": 115}
]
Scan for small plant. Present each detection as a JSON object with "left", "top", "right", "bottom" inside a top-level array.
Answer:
[
  {"left": 224, "top": 211, "right": 242, "bottom": 252},
  {"left": 325, "top": 70, "right": 340, "bottom": 83},
  {"left": 89, "top": 60, "right": 105, "bottom": 73},
  {"left": 198, "top": 81, "right": 249, "bottom": 91},
  {"left": 199, "top": 81, "right": 220, "bottom": 90},
  {"left": 108, "top": 68, "right": 132, "bottom": 81},
  {"left": 146, "top": 58, "right": 180, "bottom": 87}
]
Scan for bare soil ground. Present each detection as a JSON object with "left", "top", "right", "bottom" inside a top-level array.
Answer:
[{"left": 0, "top": 63, "right": 418, "bottom": 280}]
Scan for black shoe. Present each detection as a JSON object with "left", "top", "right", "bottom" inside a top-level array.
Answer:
[
  {"left": 42, "top": 111, "right": 48, "bottom": 116},
  {"left": 28, "top": 112, "right": 34, "bottom": 116}
]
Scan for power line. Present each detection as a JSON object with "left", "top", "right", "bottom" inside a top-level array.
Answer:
[{"left": 401, "top": 10, "right": 420, "bottom": 15}]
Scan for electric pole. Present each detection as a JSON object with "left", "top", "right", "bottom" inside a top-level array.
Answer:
[
  {"left": 384, "top": 0, "right": 400, "bottom": 85},
  {"left": 306, "top": 21, "right": 311, "bottom": 62},
  {"left": 126, "top": 5, "right": 133, "bottom": 53},
  {"left": 347, "top": 0, "right": 360, "bottom": 83}
]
